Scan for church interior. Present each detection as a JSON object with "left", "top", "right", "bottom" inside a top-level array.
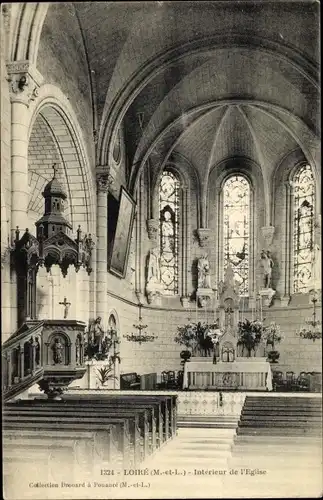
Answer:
[{"left": 1, "top": 2, "right": 322, "bottom": 499}]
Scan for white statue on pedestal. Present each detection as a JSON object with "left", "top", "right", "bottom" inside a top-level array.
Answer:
[
  {"left": 196, "top": 253, "right": 213, "bottom": 306},
  {"left": 197, "top": 253, "right": 212, "bottom": 288},
  {"left": 260, "top": 249, "right": 274, "bottom": 289},
  {"left": 146, "top": 247, "right": 163, "bottom": 304},
  {"left": 259, "top": 250, "right": 276, "bottom": 306}
]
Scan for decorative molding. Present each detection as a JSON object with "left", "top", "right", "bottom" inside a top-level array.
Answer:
[
  {"left": 180, "top": 296, "right": 190, "bottom": 309},
  {"left": 196, "top": 228, "right": 210, "bottom": 247},
  {"left": 96, "top": 169, "right": 113, "bottom": 193},
  {"left": 259, "top": 287, "right": 276, "bottom": 307},
  {"left": 196, "top": 288, "right": 214, "bottom": 308},
  {"left": 261, "top": 225, "right": 275, "bottom": 249},
  {"left": 6, "top": 60, "right": 43, "bottom": 106}
]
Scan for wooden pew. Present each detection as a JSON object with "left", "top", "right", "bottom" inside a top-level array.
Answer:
[
  {"left": 3, "top": 428, "right": 110, "bottom": 481},
  {"left": 7, "top": 402, "right": 158, "bottom": 455},
  {"left": 3, "top": 414, "right": 136, "bottom": 468},
  {"left": 3, "top": 422, "right": 119, "bottom": 478},
  {"left": 4, "top": 407, "right": 147, "bottom": 466},
  {"left": 64, "top": 393, "right": 177, "bottom": 440}
]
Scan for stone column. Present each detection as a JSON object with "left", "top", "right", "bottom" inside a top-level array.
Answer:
[
  {"left": 96, "top": 168, "right": 112, "bottom": 325},
  {"left": 7, "top": 62, "right": 43, "bottom": 232}
]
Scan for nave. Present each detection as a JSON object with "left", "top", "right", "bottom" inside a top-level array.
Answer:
[{"left": 3, "top": 392, "right": 322, "bottom": 500}]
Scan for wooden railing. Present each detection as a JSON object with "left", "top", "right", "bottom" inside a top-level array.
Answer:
[
  {"left": 2, "top": 321, "right": 44, "bottom": 401},
  {"left": 2, "top": 319, "right": 87, "bottom": 401}
]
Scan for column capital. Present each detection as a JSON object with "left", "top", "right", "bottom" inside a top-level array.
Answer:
[
  {"left": 96, "top": 166, "right": 114, "bottom": 193},
  {"left": 196, "top": 228, "right": 210, "bottom": 248},
  {"left": 6, "top": 60, "right": 43, "bottom": 107}
]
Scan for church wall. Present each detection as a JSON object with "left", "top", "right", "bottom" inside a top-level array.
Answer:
[
  {"left": 1, "top": 11, "right": 13, "bottom": 340},
  {"left": 104, "top": 292, "right": 322, "bottom": 378},
  {"left": 36, "top": 3, "right": 95, "bottom": 169}
]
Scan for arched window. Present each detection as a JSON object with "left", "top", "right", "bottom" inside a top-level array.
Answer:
[
  {"left": 223, "top": 175, "right": 250, "bottom": 296},
  {"left": 159, "top": 170, "right": 180, "bottom": 295},
  {"left": 292, "top": 164, "right": 316, "bottom": 293}
]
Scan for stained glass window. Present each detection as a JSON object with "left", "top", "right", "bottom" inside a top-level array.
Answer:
[
  {"left": 159, "top": 170, "right": 180, "bottom": 295},
  {"left": 223, "top": 175, "right": 250, "bottom": 296},
  {"left": 293, "top": 164, "right": 315, "bottom": 293}
]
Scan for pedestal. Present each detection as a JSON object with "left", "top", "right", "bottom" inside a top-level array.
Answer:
[
  {"left": 146, "top": 282, "right": 163, "bottom": 305},
  {"left": 196, "top": 288, "right": 214, "bottom": 307},
  {"left": 259, "top": 288, "right": 276, "bottom": 307}
]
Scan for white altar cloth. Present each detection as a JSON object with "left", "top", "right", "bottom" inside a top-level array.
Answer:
[{"left": 183, "top": 357, "right": 272, "bottom": 391}]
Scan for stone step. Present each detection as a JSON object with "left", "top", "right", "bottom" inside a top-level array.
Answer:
[
  {"left": 242, "top": 408, "right": 322, "bottom": 414},
  {"left": 244, "top": 402, "right": 322, "bottom": 408},
  {"left": 236, "top": 427, "right": 321, "bottom": 436},
  {"left": 179, "top": 421, "right": 237, "bottom": 428},
  {"left": 231, "top": 442, "right": 322, "bottom": 459},
  {"left": 240, "top": 416, "right": 322, "bottom": 423},
  {"left": 238, "top": 419, "right": 322, "bottom": 427},
  {"left": 233, "top": 434, "right": 321, "bottom": 444},
  {"left": 175, "top": 442, "right": 232, "bottom": 451}
]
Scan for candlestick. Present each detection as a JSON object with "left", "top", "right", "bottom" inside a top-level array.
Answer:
[
  {"left": 260, "top": 294, "right": 263, "bottom": 322},
  {"left": 195, "top": 296, "right": 198, "bottom": 323}
]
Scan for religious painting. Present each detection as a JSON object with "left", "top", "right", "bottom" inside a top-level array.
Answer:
[{"left": 109, "top": 187, "right": 136, "bottom": 279}]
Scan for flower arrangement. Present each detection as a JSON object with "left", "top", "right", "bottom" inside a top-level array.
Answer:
[
  {"left": 237, "top": 319, "right": 283, "bottom": 359},
  {"left": 237, "top": 319, "right": 264, "bottom": 356},
  {"left": 175, "top": 321, "right": 223, "bottom": 356},
  {"left": 262, "top": 322, "right": 283, "bottom": 348}
]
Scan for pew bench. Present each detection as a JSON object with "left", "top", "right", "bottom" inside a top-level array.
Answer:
[{"left": 3, "top": 410, "right": 144, "bottom": 467}]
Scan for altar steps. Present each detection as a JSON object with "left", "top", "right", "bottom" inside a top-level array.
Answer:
[
  {"left": 227, "top": 395, "right": 322, "bottom": 497},
  {"left": 178, "top": 415, "right": 238, "bottom": 428},
  {"left": 236, "top": 395, "right": 322, "bottom": 436},
  {"left": 143, "top": 428, "right": 235, "bottom": 469}
]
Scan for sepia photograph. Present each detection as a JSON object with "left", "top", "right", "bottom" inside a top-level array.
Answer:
[{"left": 1, "top": 1, "right": 321, "bottom": 499}]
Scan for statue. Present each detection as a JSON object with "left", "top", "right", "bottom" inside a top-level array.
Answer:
[
  {"left": 90, "top": 317, "right": 105, "bottom": 352},
  {"left": 146, "top": 247, "right": 162, "bottom": 304},
  {"left": 34, "top": 336, "right": 41, "bottom": 365},
  {"left": 197, "top": 253, "right": 212, "bottom": 289},
  {"left": 260, "top": 250, "right": 274, "bottom": 289},
  {"left": 147, "top": 246, "right": 161, "bottom": 283},
  {"left": 52, "top": 337, "right": 64, "bottom": 364}
]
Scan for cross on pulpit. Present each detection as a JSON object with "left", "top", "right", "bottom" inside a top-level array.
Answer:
[{"left": 59, "top": 297, "right": 71, "bottom": 318}]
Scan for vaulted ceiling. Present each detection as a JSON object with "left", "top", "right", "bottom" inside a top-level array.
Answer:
[{"left": 39, "top": 1, "right": 320, "bottom": 187}]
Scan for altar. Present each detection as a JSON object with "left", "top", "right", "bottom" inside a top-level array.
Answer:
[
  {"left": 183, "top": 263, "right": 274, "bottom": 392},
  {"left": 183, "top": 357, "right": 272, "bottom": 391}
]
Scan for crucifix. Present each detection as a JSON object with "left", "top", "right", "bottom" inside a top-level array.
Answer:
[{"left": 59, "top": 297, "right": 71, "bottom": 319}]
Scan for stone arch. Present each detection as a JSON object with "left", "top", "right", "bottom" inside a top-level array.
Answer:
[
  {"left": 272, "top": 148, "right": 320, "bottom": 298},
  {"left": 98, "top": 33, "right": 319, "bottom": 168},
  {"left": 107, "top": 309, "right": 120, "bottom": 333},
  {"left": 27, "top": 85, "right": 96, "bottom": 236}
]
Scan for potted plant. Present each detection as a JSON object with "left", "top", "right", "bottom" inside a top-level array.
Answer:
[
  {"left": 96, "top": 362, "right": 118, "bottom": 388},
  {"left": 263, "top": 322, "right": 283, "bottom": 363},
  {"left": 180, "top": 350, "right": 192, "bottom": 362},
  {"left": 237, "top": 319, "right": 264, "bottom": 357}
]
